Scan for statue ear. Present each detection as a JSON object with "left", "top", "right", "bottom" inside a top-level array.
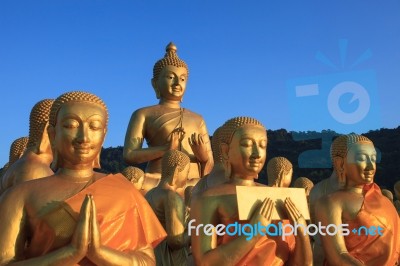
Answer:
[
  {"left": 38, "top": 122, "right": 51, "bottom": 154},
  {"left": 220, "top": 143, "right": 229, "bottom": 161},
  {"left": 93, "top": 128, "right": 107, "bottom": 169},
  {"left": 220, "top": 143, "right": 232, "bottom": 179},
  {"left": 151, "top": 78, "right": 160, "bottom": 99},
  {"left": 333, "top": 157, "right": 346, "bottom": 188},
  {"left": 47, "top": 124, "right": 59, "bottom": 171}
]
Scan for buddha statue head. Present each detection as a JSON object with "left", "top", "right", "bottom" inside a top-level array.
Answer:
[
  {"left": 122, "top": 166, "right": 145, "bottom": 191},
  {"left": 267, "top": 156, "right": 293, "bottom": 187},
  {"left": 331, "top": 134, "right": 376, "bottom": 188},
  {"left": 9, "top": 136, "right": 29, "bottom": 166},
  {"left": 293, "top": 177, "right": 314, "bottom": 196},
  {"left": 381, "top": 189, "right": 394, "bottom": 202},
  {"left": 161, "top": 149, "right": 190, "bottom": 189},
  {"left": 151, "top": 42, "right": 189, "bottom": 102},
  {"left": 27, "top": 99, "right": 54, "bottom": 154},
  {"left": 219, "top": 117, "right": 267, "bottom": 180},
  {"left": 211, "top": 126, "right": 224, "bottom": 164},
  {"left": 48, "top": 91, "right": 108, "bottom": 170}
]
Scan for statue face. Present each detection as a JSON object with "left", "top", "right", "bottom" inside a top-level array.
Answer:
[
  {"left": 53, "top": 101, "right": 107, "bottom": 169},
  {"left": 228, "top": 125, "right": 267, "bottom": 179},
  {"left": 344, "top": 142, "right": 376, "bottom": 186},
  {"left": 155, "top": 65, "right": 187, "bottom": 101},
  {"left": 276, "top": 168, "right": 292, "bottom": 187}
]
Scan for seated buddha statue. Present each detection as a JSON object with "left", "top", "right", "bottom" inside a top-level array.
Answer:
[
  {"left": 123, "top": 42, "right": 214, "bottom": 192},
  {"left": 1, "top": 99, "right": 54, "bottom": 194},
  {"left": 293, "top": 177, "right": 314, "bottom": 199},
  {"left": 0, "top": 91, "right": 166, "bottom": 265},
  {"left": 267, "top": 156, "right": 293, "bottom": 187},
  {"left": 0, "top": 136, "right": 28, "bottom": 183},
  {"left": 145, "top": 149, "right": 191, "bottom": 266},
  {"left": 121, "top": 166, "right": 145, "bottom": 195},
  {"left": 314, "top": 134, "right": 400, "bottom": 265},
  {"left": 191, "top": 117, "right": 312, "bottom": 266}
]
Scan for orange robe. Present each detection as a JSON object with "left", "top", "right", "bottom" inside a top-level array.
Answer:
[
  {"left": 219, "top": 219, "right": 295, "bottom": 266},
  {"left": 25, "top": 174, "right": 167, "bottom": 265},
  {"left": 343, "top": 183, "right": 400, "bottom": 265}
]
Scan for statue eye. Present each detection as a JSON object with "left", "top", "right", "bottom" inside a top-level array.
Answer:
[
  {"left": 355, "top": 154, "right": 367, "bottom": 162},
  {"left": 259, "top": 140, "right": 267, "bottom": 149},
  {"left": 90, "top": 120, "right": 103, "bottom": 130},
  {"left": 180, "top": 76, "right": 186, "bottom": 82},
  {"left": 240, "top": 139, "right": 253, "bottom": 147},
  {"left": 63, "top": 119, "right": 79, "bottom": 129}
]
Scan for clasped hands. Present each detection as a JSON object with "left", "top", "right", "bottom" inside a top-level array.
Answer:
[
  {"left": 70, "top": 194, "right": 105, "bottom": 261},
  {"left": 249, "top": 197, "right": 306, "bottom": 236}
]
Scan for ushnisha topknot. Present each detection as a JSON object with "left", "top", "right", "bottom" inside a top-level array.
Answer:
[
  {"left": 219, "top": 116, "right": 265, "bottom": 145},
  {"left": 161, "top": 149, "right": 190, "bottom": 179},
  {"left": 49, "top": 91, "right": 109, "bottom": 127},
  {"left": 330, "top": 134, "right": 373, "bottom": 163},
  {"left": 27, "top": 99, "right": 54, "bottom": 149},
  {"left": 153, "top": 42, "right": 189, "bottom": 80},
  {"left": 9, "top": 137, "right": 29, "bottom": 165}
]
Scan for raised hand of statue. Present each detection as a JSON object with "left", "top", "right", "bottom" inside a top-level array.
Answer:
[
  {"left": 284, "top": 197, "right": 306, "bottom": 228},
  {"left": 188, "top": 133, "right": 209, "bottom": 163},
  {"left": 168, "top": 127, "right": 185, "bottom": 150},
  {"left": 249, "top": 197, "right": 274, "bottom": 229}
]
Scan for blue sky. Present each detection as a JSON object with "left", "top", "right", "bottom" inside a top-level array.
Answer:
[{"left": 1, "top": 1, "right": 399, "bottom": 165}]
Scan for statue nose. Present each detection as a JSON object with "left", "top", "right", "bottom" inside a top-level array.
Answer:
[{"left": 76, "top": 125, "right": 90, "bottom": 143}]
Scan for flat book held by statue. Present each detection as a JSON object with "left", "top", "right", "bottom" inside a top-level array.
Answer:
[{"left": 236, "top": 186, "right": 310, "bottom": 220}]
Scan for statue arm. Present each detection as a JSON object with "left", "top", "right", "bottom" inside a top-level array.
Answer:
[
  {"left": 0, "top": 187, "right": 88, "bottom": 266},
  {"left": 315, "top": 196, "right": 365, "bottom": 266},
  {"left": 164, "top": 190, "right": 190, "bottom": 249},
  {"left": 123, "top": 110, "right": 167, "bottom": 165}
]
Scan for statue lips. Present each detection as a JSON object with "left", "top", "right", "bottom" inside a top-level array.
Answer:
[{"left": 74, "top": 145, "right": 91, "bottom": 154}]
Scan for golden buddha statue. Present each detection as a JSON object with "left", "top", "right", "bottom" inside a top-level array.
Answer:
[
  {"left": 123, "top": 42, "right": 214, "bottom": 192},
  {"left": 395, "top": 181, "right": 400, "bottom": 215},
  {"left": 1, "top": 99, "right": 54, "bottom": 194},
  {"left": 293, "top": 177, "right": 314, "bottom": 198},
  {"left": 191, "top": 126, "right": 227, "bottom": 201},
  {"left": 8, "top": 136, "right": 29, "bottom": 166},
  {"left": 121, "top": 166, "right": 145, "bottom": 194},
  {"left": 0, "top": 137, "right": 28, "bottom": 184},
  {"left": 145, "top": 149, "right": 191, "bottom": 266},
  {"left": 267, "top": 156, "right": 293, "bottom": 187},
  {"left": 191, "top": 117, "right": 312, "bottom": 266},
  {"left": 314, "top": 134, "right": 400, "bottom": 265},
  {"left": 381, "top": 188, "right": 394, "bottom": 202},
  {"left": 0, "top": 91, "right": 166, "bottom": 265}
]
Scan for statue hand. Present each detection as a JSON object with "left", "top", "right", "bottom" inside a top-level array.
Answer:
[
  {"left": 284, "top": 197, "right": 307, "bottom": 228},
  {"left": 249, "top": 197, "right": 274, "bottom": 228},
  {"left": 169, "top": 128, "right": 185, "bottom": 150},
  {"left": 87, "top": 195, "right": 102, "bottom": 258},
  {"left": 70, "top": 194, "right": 91, "bottom": 258},
  {"left": 188, "top": 133, "right": 209, "bottom": 163}
]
